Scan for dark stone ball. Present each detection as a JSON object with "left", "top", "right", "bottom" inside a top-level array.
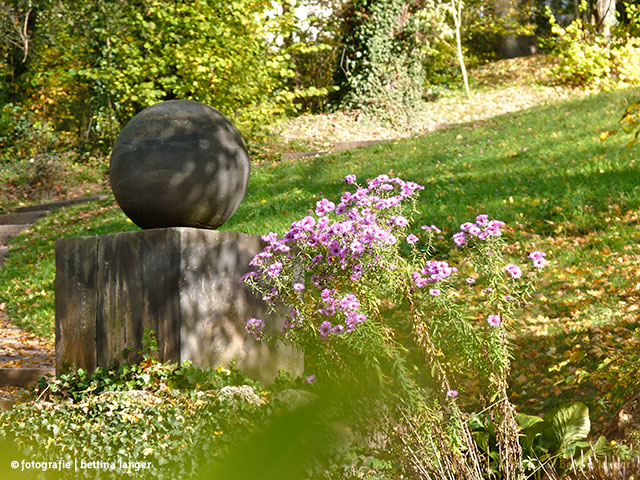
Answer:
[{"left": 109, "top": 100, "right": 250, "bottom": 230}]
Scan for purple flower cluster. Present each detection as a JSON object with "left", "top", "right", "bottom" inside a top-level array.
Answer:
[
  {"left": 252, "top": 175, "right": 423, "bottom": 278},
  {"left": 315, "top": 289, "right": 367, "bottom": 338},
  {"left": 453, "top": 215, "right": 506, "bottom": 246},
  {"left": 246, "top": 175, "right": 424, "bottom": 338},
  {"left": 504, "top": 263, "right": 522, "bottom": 279},
  {"left": 412, "top": 260, "right": 458, "bottom": 288},
  {"left": 245, "top": 318, "right": 265, "bottom": 341},
  {"left": 529, "top": 250, "right": 547, "bottom": 269}
]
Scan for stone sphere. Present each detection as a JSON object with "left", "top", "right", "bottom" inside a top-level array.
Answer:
[{"left": 109, "top": 100, "right": 250, "bottom": 230}]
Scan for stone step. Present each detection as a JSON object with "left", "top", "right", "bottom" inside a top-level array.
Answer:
[
  {"left": 0, "top": 234, "right": 13, "bottom": 246},
  {"left": 0, "top": 224, "right": 31, "bottom": 236},
  {"left": 15, "top": 194, "right": 108, "bottom": 213},
  {"left": 0, "top": 246, "right": 8, "bottom": 263},
  {"left": 0, "top": 398, "right": 15, "bottom": 411},
  {"left": 0, "top": 210, "right": 49, "bottom": 225},
  {"left": 0, "top": 368, "right": 55, "bottom": 387}
]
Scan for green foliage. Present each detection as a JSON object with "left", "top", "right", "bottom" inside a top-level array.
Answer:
[
  {"left": 0, "top": 357, "right": 278, "bottom": 479},
  {"left": 603, "top": 99, "right": 640, "bottom": 147},
  {"left": 67, "top": 0, "right": 311, "bottom": 138},
  {"left": 471, "top": 403, "right": 613, "bottom": 477},
  {"left": 543, "top": 3, "right": 640, "bottom": 89},
  {"left": 335, "top": 0, "right": 425, "bottom": 122},
  {"left": 0, "top": 0, "right": 336, "bottom": 161}
]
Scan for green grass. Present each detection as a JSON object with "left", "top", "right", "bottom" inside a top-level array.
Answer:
[{"left": 1, "top": 87, "right": 640, "bottom": 430}]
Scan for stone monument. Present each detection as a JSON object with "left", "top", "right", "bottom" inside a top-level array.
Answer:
[
  {"left": 109, "top": 100, "right": 250, "bottom": 230},
  {"left": 55, "top": 100, "right": 302, "bottom": 384}
]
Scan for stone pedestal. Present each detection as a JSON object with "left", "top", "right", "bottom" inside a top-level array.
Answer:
[{"left": 55, "top": 228, "right": 302, "bottom": 384}]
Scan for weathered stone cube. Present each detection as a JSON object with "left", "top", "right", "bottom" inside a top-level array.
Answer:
[{"left": 55, "top": 228, "right": 302, "bottom": 384}]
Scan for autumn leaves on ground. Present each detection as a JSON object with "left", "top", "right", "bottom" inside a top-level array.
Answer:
[{"left": 1, "top": 56, "right": 640, "bottom": 449}]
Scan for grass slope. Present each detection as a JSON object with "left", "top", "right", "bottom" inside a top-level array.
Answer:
[{"left": 1, "top": 87, "right": 639, "bottom": 430}]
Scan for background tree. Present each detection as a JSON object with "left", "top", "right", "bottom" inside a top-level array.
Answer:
[{"left": 333, "top": 0, "right": 425, "bottom": 122}]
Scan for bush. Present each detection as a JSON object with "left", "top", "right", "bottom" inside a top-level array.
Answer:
[
  {"left": 543, "top": 4, "right": 640, "bottom": 89},
  {"left": 334, "top": 0, "right": 425, "bottom": 123},
  {"left": 0, "top": 356, "right": 281, "bottom": 479},
  {"left": 242, "top": 173, "right": 550, "bottom": 478}
]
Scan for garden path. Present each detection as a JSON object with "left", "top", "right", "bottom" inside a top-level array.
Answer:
[{"left": 0, "top": 196, "right": 106, "bottom": 409}]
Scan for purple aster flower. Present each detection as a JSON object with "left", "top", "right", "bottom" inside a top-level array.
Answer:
[
  {"left": 305, "top": 375, "right": 316, "bottom": 384},
  {"left": 412, "top": 272, "right": 428, "bottom": 288},
  {"left": 466, "top": 277, "right": 476, "bottom": 284},
  {"left": 240, "top": 271, "right": 259, "bottom": 283},
  {"left": 486, "top": 220, "right": 505, "bottom": 236},
  {"left": 315, "top": 198, "right": 336, "bottom": 216},
  {"left": 430, "top": 288, "right": 441, "bottom": 296},
  {"left": 528, "top": 250, "right": 546, "bottom": 260},
  {"left": 487, "top": 314, "right": 502, "bottom": 327},
  {"left": 453, "top": 232, "right": 467, "bottom": 246},
  {"left": 328, "top": 239, "right": 342, "bottom": 257},
  {"left": 533, "top": 257, "right": 547, "bottom": 269},
  {"left": 460, "top": 222, "right": 475, "bottom": 231},
  {"left": 266, "top": 261, "right": 283, "bottom": 278},
  {"left": 400, "top": 186, "right": 414, "bottom": 197},
  {"left": 293, "top": 283, "right": 305, "bottom": 291},
  {"left": 344, "top": 174, "right": 357, "bottom": 184},
  {"left": 350, "top": 240, "right": 365, "bottom": 255},
  {"left": 319, "top": 321, "right": 333, "bottom": 338},
  {"left": 406, "top": 234, "right": 419, "bottom": 245},
  {"left": 446, "top": 389, "right": 459, "bottom": 398},
  {"left": 467, "top": 225, "right": 482, "bottom": 236},
  {"left": 321, "top": 288, "right": 333, "bottom": 301},
  {"left": 332, "top": 324, "right": 345, "bottom": 334},
  {"left": 339, "top": 293, "right": 360, "bottom": 311},
  {"left": 421, "top": 224, "right": 442, "bottom": 233},
  {"left": 388, "top": 196, "right": 401, "bottom": 207},
  {"left": 375, "top": 198, "right": 389, "bottom": 209},
  {"left": 475, "top": 214, "right": 489, "bottom": 226},
  {"left": 245, "top": 318, "right": 265, "bottom": 341},
  {"left": 389, "top": 215, "right": 409, "bottom": 227},
  {"left": 504, "top": 263, "right": 522, "bottom": 279},
  {"left": 529, "top": 251, "right": 548, "bottom": 269},
  {"left": 261, "top": 232, "right": 279, "bottom": 244}
]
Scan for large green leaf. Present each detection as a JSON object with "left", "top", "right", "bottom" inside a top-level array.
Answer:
[
  {"left": 540, "top": 403, "right": 591, "bottom": 455},
  {"left": 517, "top": 413, "right": 544, "bottom": 453}
]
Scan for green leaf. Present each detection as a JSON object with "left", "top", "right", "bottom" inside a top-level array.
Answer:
[
  {"left": 540, "top": 403, "right": 590, "bottom": 455},
  {"left": 516, "top": 413, "right": 544, "bottom": 430}
]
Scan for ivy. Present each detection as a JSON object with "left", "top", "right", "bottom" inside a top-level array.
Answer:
[{"left": 335, "top": 0, "right": 425, "bottom": 123}]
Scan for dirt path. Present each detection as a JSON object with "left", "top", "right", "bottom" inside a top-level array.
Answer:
[{"left": 0, "top": 311, "right": 54, "bottom": 405}]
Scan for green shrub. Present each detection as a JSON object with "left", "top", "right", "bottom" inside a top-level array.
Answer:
[
  {"left": 334, "top": 0, "right": 425, "bottom": 123},
  {"left": 0, "top": 357, "right": 279, "bottom": 479},
  {"left": 543, "top": 4, "right": 640, "bottom": 89}
]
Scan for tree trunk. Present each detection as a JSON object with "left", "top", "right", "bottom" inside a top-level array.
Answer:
[
  {"left": 451, "top": 0, "right": 470, "bottom": 98},
  {"left": 594, "top": 0, "right": 616, "bottom": 37}
]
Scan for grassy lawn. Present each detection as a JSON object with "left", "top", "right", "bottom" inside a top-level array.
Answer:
[{"left": 1, "top": 86, "right": 639, "bottom": 437}]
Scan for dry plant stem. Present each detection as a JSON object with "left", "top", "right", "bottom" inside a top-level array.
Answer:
[
  {"left": 494, "top": 327, "right": 524, "bottom": 480},
  {"left": 397, "top": 410, "right": 438, "bottom": 480},
  {"left": 406, "top": 293, "right": 485, "bottom": 480}
]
